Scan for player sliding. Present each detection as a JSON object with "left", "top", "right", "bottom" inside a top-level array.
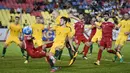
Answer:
[
  {"left": 24, "top": 16, "right": 45, "bottom": 64},
  {"left": 94, "top": 13, "right": 117, "bottom": 65},
  {"left": 23, "top": 34, "right": 60, "bottom": 72},
  {"left": 1, "top": 16, "right": 25, "bottom": 58},
  {"left": 113, "top": 13, "right": 130, "bottom": 62},
  {"left": 48, "top": 16, "right": 75, "bottom": 71}
]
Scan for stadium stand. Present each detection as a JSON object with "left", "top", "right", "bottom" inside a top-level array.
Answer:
[{"left": 0, "top": 0, "right": 130, "bottom": 27}]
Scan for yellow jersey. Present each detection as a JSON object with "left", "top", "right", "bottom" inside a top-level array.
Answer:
[
  {"left": 55, "top": 15, "right": 62, "bottom": 25},
  {"left": 66, "top": 22, "right": 75, "bottom": 38},
  {"left": 118, "top": 20, "right": 130, "bottom": 36},
  {"left": 9, "top": 24, "right": 22, "bottom": 37},
  {"left": 95, "top": 22, "right": 102, "bottom": 36},
  {"left": 31, "top": 23, "right": 44, "bottom": 39},
  {"left": 53, "top": 26, "right": 71, "bottom": 43}
]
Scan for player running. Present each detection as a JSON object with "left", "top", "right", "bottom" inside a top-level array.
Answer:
[
  {"left": 1, "top": 16, "right": 25, "bottom": 58},
  {"left": 69, "top": 13, "right": 90, "bottom": 59},
  {"left": 48, "top": 16, "right": 75, "bottom": 69},
  {"left": 113, "top": 13, "right": 130, "bottom": 62},
  {"left": 51, "top": 10, "right": 76, "bottom": 60},
  {"left": 94, "top": 13, "right": 117, "bottom": 65}
]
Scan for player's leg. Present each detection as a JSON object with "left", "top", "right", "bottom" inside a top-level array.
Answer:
[
  {"left": 1, "top": 37, "right": 12, "bottom": 58},
  {"left": 66, "top": 41, "right": 76, "bottom": 59},
  {"left": 94, "top": 46, "right": 104, "bottom": 65},
  {"left": 2, "top": 43, "right": 8, "bottom": 58},
  {"left": 16, "top": 38, "right": 26, "bottom": 57},
  {"left": 106, "top": 37, "right": 116, "bottom": 54},
  {"left": 82, "top": 35, "right": 92, "bottom": 59},
  {"left": 114, "top": 36, "right": 124, "bottom": 62},
  {"left": 89, "top": 44, "right": 93, "bottom": 55},
  {"left": 94, "top": 38, "right": 105, "bottom": 65},
  {"left": 49, "top": 46, "right": 61, "bottom": 72},
  {"left": 24, "top": 54, "right": 29, "bottom": 64}
]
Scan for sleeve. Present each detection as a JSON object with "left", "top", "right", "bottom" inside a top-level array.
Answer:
[
  {"left": 51, "top": 25, "right": 57, "bottom": 30},
  {"left": 8, "top": 24, "right": 12, "bottom": 30},
  {"left": 111, "top": 23, "right": 115, "bottom": 28},
  {"left": 118, "top": 21, "right": 123, "bottom": 27},
  {"left": 20, "top": 26, "right": 22, "bottom": 33},
  {"left": 67, "top": 28, "right": 72, "bottom": 38}
]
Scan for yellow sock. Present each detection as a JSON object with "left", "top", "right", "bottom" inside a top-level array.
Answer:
[{"left": 116, "top": 52, "right": 122, "bottom": 59}]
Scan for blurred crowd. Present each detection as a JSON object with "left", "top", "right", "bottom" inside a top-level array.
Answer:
[{"left": 0, "top": 0, "right": 130, "bottom": 28}]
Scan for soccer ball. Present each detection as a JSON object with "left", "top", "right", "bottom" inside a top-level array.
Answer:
[{"left": 22, "top": 26, "right": 32, "bottom": 35}]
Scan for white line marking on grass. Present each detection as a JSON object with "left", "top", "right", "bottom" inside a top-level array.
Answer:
[{"left": 62, "top": 54, "right": 130, "bottom": 64}]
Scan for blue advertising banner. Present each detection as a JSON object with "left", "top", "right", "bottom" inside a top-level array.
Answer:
[{"left": 42, "top": 28, "right": 55, "bottom": 41}]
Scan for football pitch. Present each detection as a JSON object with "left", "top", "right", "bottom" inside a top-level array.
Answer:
[{"left": 0, "top": 42, "right": 130, "bottom": 73}]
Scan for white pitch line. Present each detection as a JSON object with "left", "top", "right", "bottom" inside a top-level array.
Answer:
[{"left": 62, "top": 54, "right": 130, "bottom": 64}]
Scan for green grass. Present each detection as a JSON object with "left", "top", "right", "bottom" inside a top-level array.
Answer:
[{"left": 0, "top": 42, "right": 130, "bottom": 73}]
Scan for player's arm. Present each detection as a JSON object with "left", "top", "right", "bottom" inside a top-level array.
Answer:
[
  {"left": 4, "top": 29, "right": 9, "bottom": 40},
  {"left": 115, "top": 21, "right": 122, "bottom": 29},
  {"left": 69, "top": 14, "right": 80, "bottom": 21},
  {"left": 68, "top": 37, "right": 75, "bottom": 52},
  {"left": 95, "top": 22, "right": 102, "bottom": 29},
  {"left": 124, "top": 28, "right": 130, "bottom": 35}
]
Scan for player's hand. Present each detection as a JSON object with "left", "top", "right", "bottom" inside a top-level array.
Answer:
[{"left": 124, "top": 32, "right": 130, "bottom": 35}]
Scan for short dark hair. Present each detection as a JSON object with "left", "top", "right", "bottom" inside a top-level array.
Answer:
[
  {"left": 60, "top": 16, "right": 68, "bottom": 24},
  {"left": 67, "top": 18, "right": 71, "bottom": 22},
  {"left": 15, "top": 16, "right": 20, "bottom": 19},
  {"left": 36, "top": 16, "right": 40, "bottom": 18},
  {"left": 104, "top": 13, "right": 109, "bottom": 16}
]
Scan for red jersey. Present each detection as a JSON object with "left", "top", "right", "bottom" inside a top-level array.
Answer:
[
  {"left": 74, "top": 21, "right": 84, "bottom": 36},
  {"left": 101, "top": 22, "right": 115, "bottom": 38},
  {"left": 23, "top": 35, "right": 46, "bottom": 58},
  {"left": 89, "top": 24, "right": 96, "bottom": 41}
]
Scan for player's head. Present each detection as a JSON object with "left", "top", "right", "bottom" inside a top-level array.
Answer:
[
  {"left": 91, "top": 16, "right": 96, "bottom": 22},
  {"left": 25, "top": 20, "right": 27, "bottom": 23},
  {"left": 123, "top": 13, "right": 129, "bottom": 20},
  {"left": 36, "top": 16, "right": 41, "bottom": 24},
  {"left": 60, "top": 17, "right": 68, "bottom": 26},
  {"left": 40, "top": 17, "right": 44, "bottom": 24},
  {"left": 15, "top": 16, "right": 20, "bottom": 24},
  {"left": 79, "top": 13, "right": 84, "bottom": 20},
  {"left": 52, "top": 10, "right": 59, "bottom": 18},
  {"left": 97, "top": 16, "right": 102, "bottom": 22},
  {"left": 104, "top": 13, "right": 109, "bottom": 21}
]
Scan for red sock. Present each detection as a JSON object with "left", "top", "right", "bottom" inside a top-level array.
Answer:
[
  {"left": 107, "top": 50, "right": 116, "bottom": 54},
  {"left": 97, "top": 49, "right": 103, "bottom": 61},
  {"left": 83, "top": 45, "right": 89, "bottom": 56}
]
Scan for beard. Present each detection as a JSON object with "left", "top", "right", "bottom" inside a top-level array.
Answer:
[{"left": 104, "top": 18, "right": 108, "bottom": 21}]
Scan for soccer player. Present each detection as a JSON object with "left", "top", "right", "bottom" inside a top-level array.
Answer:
[
  {"left": 113, "top": 13, "right": 130, "bottom": 62},
  {"left": 31, "top": 16, "right": 44, "bottom": 46},
  {"left": 57, "top": 18, "right": 76, "bottom": 60},
  {"left": 51, "top": 10, "right": 62, "bottom": 26},
  {"left": 88, "top": 16, "right": 102, "bottom": 54},
  {"left": 48, "top": 17, "right": 75, "bottom": 71},
  {"left": 69, "top": 13, "right": 90, "bottom": 59},
  {"left": 51, "top": 10, "right": 76, "bottom": 60},
  {"left": 24, "top": 16, "right": 44, "bottom": 63},
  {"left": 85, "top": 17, "right": 97, "bottom": 55},
  {"left": 23, "top": 35, "right": 60, "bottom": 72},
  {"left": 94, "top": 13, "right": 117, "bottom": 65},
  {"left": 2, "top": 16, "right": 25, "bottom": 58}
]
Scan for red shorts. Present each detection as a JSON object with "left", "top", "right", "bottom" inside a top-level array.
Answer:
[
  {"left": 100, "top": 37, "right": 112, "bottom": 48},
  {"left": 75, "top": 35, "right": 88, "bottom": 45},
  {"left": 45, "top": 42, "right": 53, "bottom": 48}
]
